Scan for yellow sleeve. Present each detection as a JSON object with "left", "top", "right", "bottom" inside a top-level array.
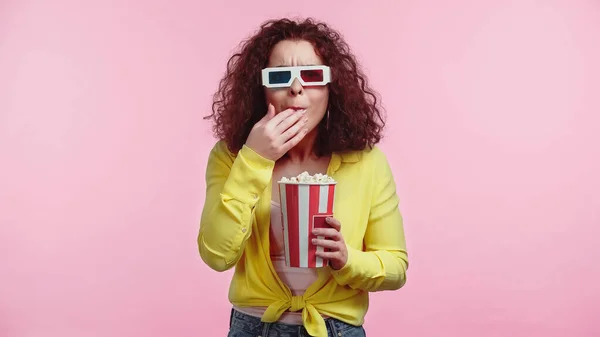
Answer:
[
  {"left": 331, "top": 147, "right": 409, "bottom": 291},
  {"left": 198, "top": 141, "right": 275, "bottom": 272}
]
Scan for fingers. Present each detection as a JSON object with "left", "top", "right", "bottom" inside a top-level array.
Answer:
[
  {"left": 311, "top": 238, "right": 339, "bottom": 250},
  {"left": 312, "top": 217, "right": 341, "bottom": 236},
  {"left": 280, "top": 116, "right": 308, "bottom": 142},
  {"left": 269, "top": 108, "right": 308, "bottom": 150},
  {"left": 252, "top": 105, "right": 309, "bottom": 158},
  {"left": 314, "top": 251, "right": 341, "bottom": 259},
  {"left": 312, "top": 227, "right": 342, "bottom": 241},
  {"left": 255, "top": 104, "right": 276, "bottom": 129},
  {"left": 265, "top": 104, "right": 276, "bottom": 120},
  {"left": 325, "top": 217, "right": 341, "bottom": 231},
  {"left": 275, "top": 109, "right": 307, "bottom": 133},
  {"left": 267, "top": 107, "right": 299, "bottom": 126},
  {"left": 281, "top": 126, "right": 308, "bottom": 152}
]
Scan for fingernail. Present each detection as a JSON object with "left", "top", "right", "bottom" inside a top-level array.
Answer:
[
  {"left": 303, "top": 117, "right": 309, "bottom": 123},
  {"left": 311, "top": 239, "right": 316, "bottom": 244},
  {"left": 326, "top": 217, "right": 331, "bottom": 223}
]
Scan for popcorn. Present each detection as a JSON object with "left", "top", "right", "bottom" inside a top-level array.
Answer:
[{"left": 279, "top": 171, "right": 335, "bottom": 184}]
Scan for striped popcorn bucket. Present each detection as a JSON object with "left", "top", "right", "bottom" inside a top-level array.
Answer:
[{"left": 277, "top": 182, "right": 336, "bottom": 268}]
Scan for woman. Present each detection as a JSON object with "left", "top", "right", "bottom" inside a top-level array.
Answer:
[{"left": 199, "top": 17, "right": 408, "bottom": 337}]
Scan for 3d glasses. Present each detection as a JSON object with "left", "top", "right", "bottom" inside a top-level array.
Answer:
[{"left": 261, "top": 65, "right": 331, "bottom": 88}]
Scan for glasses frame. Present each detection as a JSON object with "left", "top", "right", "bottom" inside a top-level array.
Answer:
[{"left": 261, "top": 65, "right": 331, "bottom": 88}]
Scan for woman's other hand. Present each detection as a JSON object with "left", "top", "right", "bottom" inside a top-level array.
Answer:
[{"left": 312, "top": 217, "right": 348, "bottom": 270}]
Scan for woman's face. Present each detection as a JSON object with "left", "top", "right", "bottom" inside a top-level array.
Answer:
[{"left": 264, "top": 39, "right": 329, "bottom": 134}]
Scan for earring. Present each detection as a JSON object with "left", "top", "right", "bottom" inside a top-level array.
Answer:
[{"left": 326, "top": 110, "right": 330, "bottom": 130}]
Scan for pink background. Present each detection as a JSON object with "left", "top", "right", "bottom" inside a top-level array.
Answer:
[{"left": 1, "top": 0, "right": 599, "bottom": 336}]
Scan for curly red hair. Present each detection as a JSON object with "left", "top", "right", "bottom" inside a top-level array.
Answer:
[{"left": 204, "top": 17, "right": 386, "bottom": 156}]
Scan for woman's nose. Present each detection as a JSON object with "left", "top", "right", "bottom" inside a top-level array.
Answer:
[{"left": 289, "top": 78, "right": 303, "bottom": 96}]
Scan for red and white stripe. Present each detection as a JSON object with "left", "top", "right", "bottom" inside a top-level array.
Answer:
[{"left": 279, "top": 183, "right": 336, "bottom": 268}]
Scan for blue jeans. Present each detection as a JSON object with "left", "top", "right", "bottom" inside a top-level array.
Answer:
[{"left": 227, "top": 308, "right": 366, "bottom": 337}]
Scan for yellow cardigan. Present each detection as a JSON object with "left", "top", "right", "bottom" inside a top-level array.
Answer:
[{"left": 198, "top": 141, "right": 408, "bottom": 337}]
